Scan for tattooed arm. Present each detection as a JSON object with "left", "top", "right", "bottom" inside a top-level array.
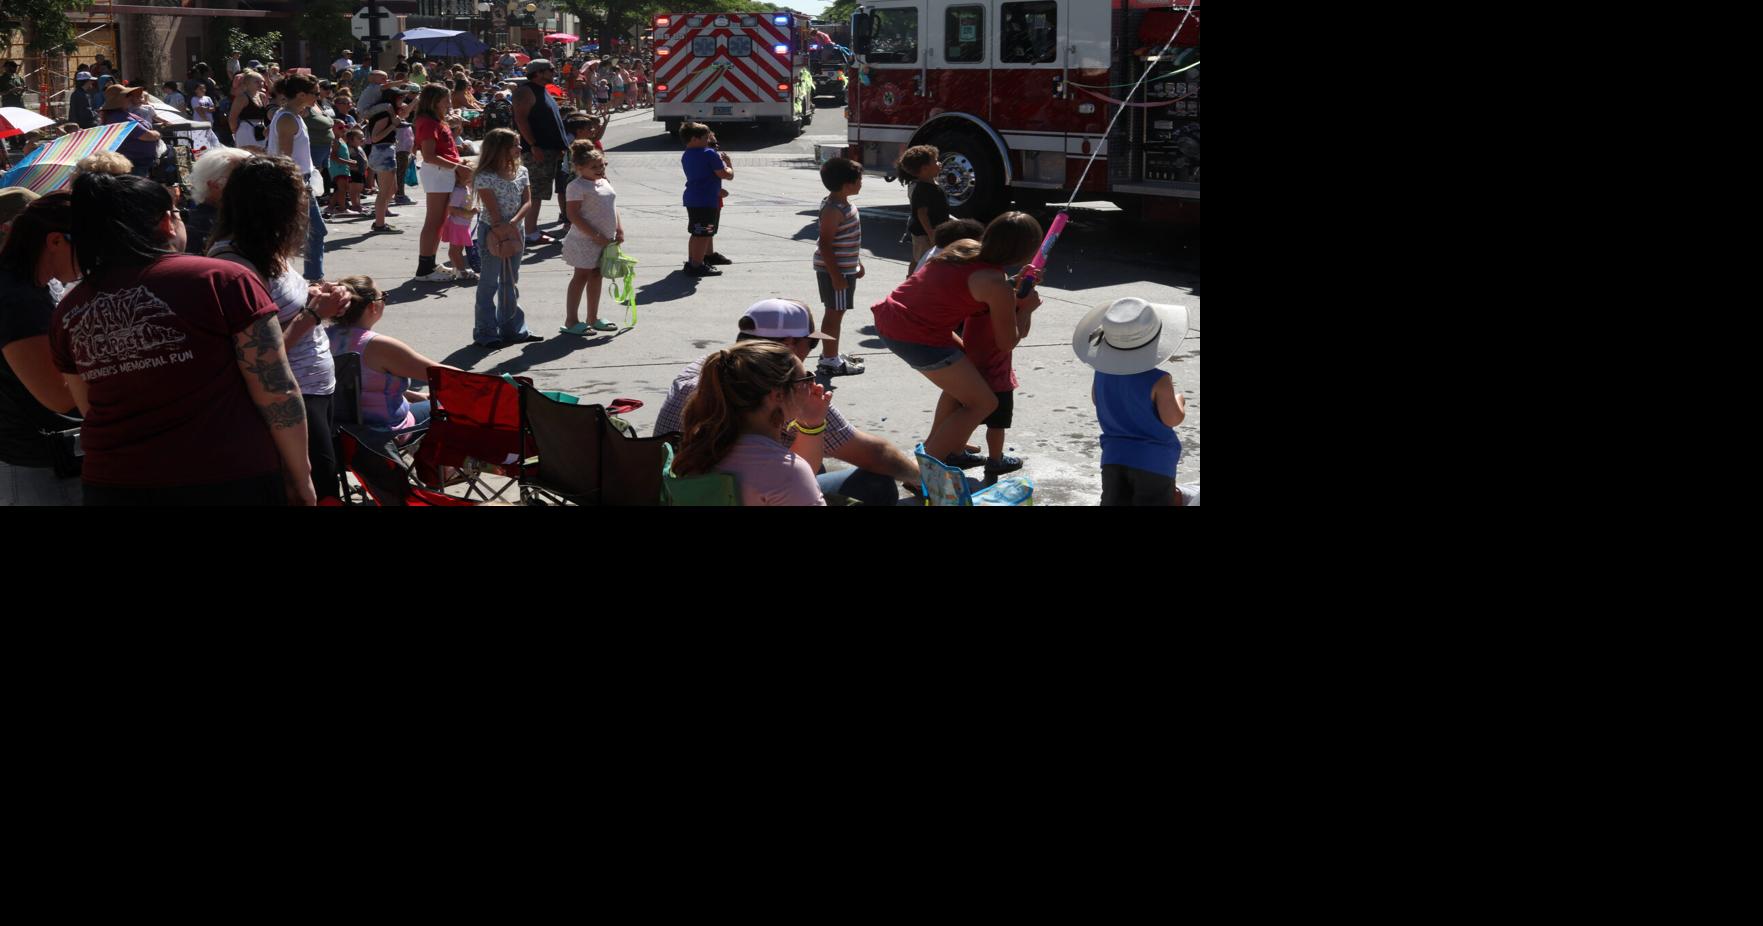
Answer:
[{"left": 234, "top": 313, "right": 317, "bottom": 506}]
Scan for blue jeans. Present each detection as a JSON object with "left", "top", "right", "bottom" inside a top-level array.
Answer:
[
  {"left": 305, "top": 186, "right": 327, "bottom": 282},
  {"left": 473, "top": 224, "right": 529, "bottom": 344},
  {"left": 817, "top": 467, "right": 901, "bottom": 507}
]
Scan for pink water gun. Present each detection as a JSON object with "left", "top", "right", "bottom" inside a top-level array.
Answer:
[{"left": 1015, "top": 210, "right": 1069, "bottom": 297}]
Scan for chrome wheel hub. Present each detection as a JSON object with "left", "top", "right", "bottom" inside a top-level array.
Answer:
[{"left": 940, "top": 153, "right": 976, "bottom": 207}]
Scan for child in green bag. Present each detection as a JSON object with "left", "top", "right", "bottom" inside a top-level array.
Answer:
[{"left": 559, "top": 139, "right": 623, "bottom": 335}]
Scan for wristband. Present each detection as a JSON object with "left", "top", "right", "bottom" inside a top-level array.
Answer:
[
  {"left": 793, "top": 420, "right": 827, "bottom": 436},
  {"left": 302, "top": 305, "right": 322, "bottom": 324}
]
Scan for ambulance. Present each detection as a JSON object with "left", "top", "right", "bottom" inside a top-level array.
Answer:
[{"left": 651, "top": 11, "right": 818, "bottom": 138}]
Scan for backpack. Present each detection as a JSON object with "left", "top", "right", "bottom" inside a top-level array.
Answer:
[
  {"left": 484, "top": 98, "right": 513, "bottom": 132},
  {"left": 598, "top": 241, "right": 638, "bottom": 327}
]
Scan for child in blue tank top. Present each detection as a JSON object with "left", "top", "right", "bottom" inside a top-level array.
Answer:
[{"left": 1072, "top": 297, "right": 1191, "bottom": 506}]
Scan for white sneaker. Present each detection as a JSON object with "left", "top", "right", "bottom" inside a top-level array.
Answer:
[{"left": 420, "top": 267, "right": 458, "bottom": 283}]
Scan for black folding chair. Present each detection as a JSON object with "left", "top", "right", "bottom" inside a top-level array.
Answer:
[
  {"left": 333, "top": 351, "right": 364, "bottom": 502},
  {"left": 518, "top": 386, "right": 675, "bottom": 506}
]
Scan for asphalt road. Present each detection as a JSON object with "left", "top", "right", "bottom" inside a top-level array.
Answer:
[{"left": 321, "top": 103, "right": 1200, "bottom": 504}]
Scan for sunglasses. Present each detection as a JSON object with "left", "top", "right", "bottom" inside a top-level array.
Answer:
[{"left": 786, "top": 371, "right": 817, "bottom": 387}]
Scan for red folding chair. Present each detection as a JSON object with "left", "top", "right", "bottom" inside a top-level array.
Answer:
[
  {"left": 414, "top": 367, "right": 533, "bottom": 503},
  {"left": 339, "top": 425, "right": 477, "bottom": 507}
]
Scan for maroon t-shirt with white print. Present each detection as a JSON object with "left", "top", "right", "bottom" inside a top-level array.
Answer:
[{"left": 49, "top": 254, "right": 282, "bottom": 487}]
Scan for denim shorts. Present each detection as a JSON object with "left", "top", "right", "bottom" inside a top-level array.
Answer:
[
  {"left": 880, "top": 334, "right": 965, "bottom": 372},
  {"left": 368, "top": 144, "right": 396, "bottom": 173}
]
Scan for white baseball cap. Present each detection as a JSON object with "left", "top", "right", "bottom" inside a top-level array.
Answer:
[{"left": 739, "top": 298, "right": 830, "bottom": 340}]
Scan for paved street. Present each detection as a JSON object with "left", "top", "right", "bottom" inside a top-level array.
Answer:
[{"left": 321, "top": 103, "right": 1200, "bottom": 505}]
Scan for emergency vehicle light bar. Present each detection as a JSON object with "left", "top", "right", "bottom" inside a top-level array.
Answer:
[
  {"left": 656, "top": 83, "right": 668, "bottom": 92},
  {"left": 776, "top": 82, "right": 789, "bottom": 91},
  {"left": 655, "top": 16, "right": 669, "bottom": 26},
  {"left": 774, "top": 44, "right": 789, "bottom": 54},
  {"left": 774, "top": 15, "right": 790, "bottom": 25},
  {"left": 656, "top": 47, "right": 670, "bottom": 55}
]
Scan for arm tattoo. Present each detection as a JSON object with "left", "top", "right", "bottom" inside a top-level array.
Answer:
[
  {"left": 235, "top": 315, "right": 298, "bottom": 393},
  {"left": 236, "top": 315, "right": 284, "bottom": 359},
  {"left": 243, "top": 356, "right": 298, "bottom": 393},
  {"left": 263, "top": 395, "right": 307, "bottom": 430}
]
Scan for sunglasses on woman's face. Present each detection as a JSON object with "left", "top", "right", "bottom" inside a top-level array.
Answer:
[{"left": 786, "top": 371, "right": 817, "bottom": 388}]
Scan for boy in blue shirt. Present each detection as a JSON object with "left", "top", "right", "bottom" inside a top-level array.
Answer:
[
  {"left": 679, "top": 122, "right": 733, "bottom": 277},
  {"left": 1072, "top": 297, "right": 1191, "bottom": 506}
]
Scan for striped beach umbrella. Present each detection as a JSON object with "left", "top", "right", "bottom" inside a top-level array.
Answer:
[{"left": 0, "top": 121, "right": 139, "bottom": 194}]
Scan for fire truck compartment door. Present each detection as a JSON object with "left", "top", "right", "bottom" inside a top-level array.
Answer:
[
  {"left": 928, "top": 2, "right": 993, "bottom": 122},
  {"left": 859, "top": 2, "right": 933, "bottom": 131},
  {"left": 993, "top": 0, "right": 1069, "bottom": 134}
]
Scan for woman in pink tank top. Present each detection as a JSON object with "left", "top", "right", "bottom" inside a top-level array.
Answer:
[
  {"left": 869, "top": 211, "right": 1043, "bottom": 460},
  {"left": 323, "top": 276, "right": 463, "bottom": 435}
]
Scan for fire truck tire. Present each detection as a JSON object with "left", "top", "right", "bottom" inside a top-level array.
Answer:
[
  {"left": 928, "top": 129, "right": 1008, "bottom": 221},
  {"left": 663, "top": 120, "right": 682, "bottom": 139}
]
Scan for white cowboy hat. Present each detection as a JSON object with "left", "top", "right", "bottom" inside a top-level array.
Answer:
[{"left": 1071, "top": 297, "right": 1189, "bottom": 375}]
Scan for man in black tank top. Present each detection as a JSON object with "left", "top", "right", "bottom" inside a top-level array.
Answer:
[{"left": 511, "top": 59, "right": 569, "bottom": 243}]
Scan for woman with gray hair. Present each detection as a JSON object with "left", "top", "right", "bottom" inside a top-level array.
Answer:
[{"left": 183, "top": 147, "right": 253, "bottom": 254}]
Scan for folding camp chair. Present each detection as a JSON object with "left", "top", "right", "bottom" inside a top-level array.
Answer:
[
  {"left": 415, "top": 366, "right": 531, "bottom": 502},
  {"left": 333, "top": 351, "right": 364, "bottom": 502},
  {"left": 518, "top": 386, "right": 674, "bottom": 506},
  {"left": 660, "top": 442, "right": 741, "bottom": 506},
  {"left": 331, "top": 352, "right": 430, "bottom": 505},
  {"left": 914, "top": 443, "right": 1034, "bottom": 506},
  {"left": 338, "top": 424, "right": 476, "bottom": 507}
]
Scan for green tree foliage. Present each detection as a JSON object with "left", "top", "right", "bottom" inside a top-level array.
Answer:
[
  {"left": 297, "top": 0, "right": 358, "bottom": 61},
  {"left": 0, "top": 0, "right": 92, "bottom": 52},
  {"left": 820, "top": 0, "right": 858, "bottom": 27},
  {"left": 225, "top": 27, "right": 286, "bottom": 65}
]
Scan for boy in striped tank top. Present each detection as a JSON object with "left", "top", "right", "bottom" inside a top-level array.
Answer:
[{"left": 813, "top": 158, "right": 866, "bottom": 377}]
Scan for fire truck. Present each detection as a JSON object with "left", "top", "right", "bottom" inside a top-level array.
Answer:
[
  {"left": 651, "top": 11, "right": 819, "bottom": 138},
  {"left": 843, "top": 0, "right": 1199, "bottom": 222}
]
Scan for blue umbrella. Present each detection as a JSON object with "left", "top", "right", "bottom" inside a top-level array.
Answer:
[{"left": 394, "top": 28, "right": 490, "bottom": 59}]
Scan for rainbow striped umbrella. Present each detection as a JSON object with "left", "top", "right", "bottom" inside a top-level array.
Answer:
[{"left": 0, "top": 121, "right": 139, "bottom": 194}]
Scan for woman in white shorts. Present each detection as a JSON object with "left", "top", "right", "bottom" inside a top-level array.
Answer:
[{"left": 410, "top": 85, "right": 473, "bottom": 282}]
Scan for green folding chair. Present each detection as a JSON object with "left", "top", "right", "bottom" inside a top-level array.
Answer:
[{"left": 660, "top": 443, "right": 740, "bottom": 506}]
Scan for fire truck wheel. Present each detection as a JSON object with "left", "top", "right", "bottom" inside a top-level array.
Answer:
[
  {"left": 928, "top": 130, "right": 1007, "bottom": 221},
  {"left": 663, "top": 120, "right": 682, "bottom": 139}
]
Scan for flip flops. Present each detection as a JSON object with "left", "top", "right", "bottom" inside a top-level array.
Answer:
[
  {"left": 559, "top": 322, "right": 591, "bottom": 336},
  {"left": 589, "top": 318, "right": 617, "bottom": 331}
]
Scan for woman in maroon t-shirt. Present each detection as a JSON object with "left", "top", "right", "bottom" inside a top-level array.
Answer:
[
  {"left": 50, "top": 172, "right": 318, "bottom": 505},
  {"left": 870, "top": 211, "right": 1042, "bottom": 461}
]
